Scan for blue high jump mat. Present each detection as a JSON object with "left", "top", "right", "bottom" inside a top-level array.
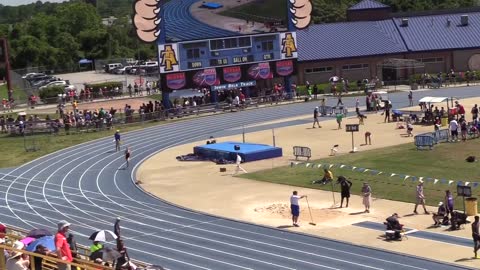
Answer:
[
  {"left": 201, "top": 2, "right": 223, "bottom": 9},
  {"left": 193, "top": 141, "right": 282, "bottom": 162}
]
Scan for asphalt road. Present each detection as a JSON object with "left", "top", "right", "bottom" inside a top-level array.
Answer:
[{"left": 0, "top": 86, "right": 479, "bottom": 269}]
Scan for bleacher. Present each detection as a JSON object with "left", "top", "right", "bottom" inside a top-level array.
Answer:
[
  {"left": 0, "top": 225, "right": 151, "bottom": 270},
  {"left": 164, "top": 0, "right": 238, "bottom": 42}
]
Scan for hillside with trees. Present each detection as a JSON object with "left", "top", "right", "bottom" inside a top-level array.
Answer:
[{"left": 0, "top": 0, "right": 477, "bottom": 74}]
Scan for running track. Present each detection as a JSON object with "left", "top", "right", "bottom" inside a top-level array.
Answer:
[{"left": 0, "top": 87, "right": 478, "bottom": 270}]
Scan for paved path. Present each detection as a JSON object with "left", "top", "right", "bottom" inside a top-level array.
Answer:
[{"left": 0, "top": 86, "right": 479, "bottom": 269}]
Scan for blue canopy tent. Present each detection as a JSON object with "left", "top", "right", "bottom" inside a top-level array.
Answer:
[{"left": 78, "top": 59, "right": 94, "bottom": 71}]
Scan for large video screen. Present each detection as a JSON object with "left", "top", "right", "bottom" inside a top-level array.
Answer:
[
  {"left": 162, "top": 0, "right": 288, "bottom": 43},
  {"left": 160, "top": 59, "right": 296, "bottom": 91}
]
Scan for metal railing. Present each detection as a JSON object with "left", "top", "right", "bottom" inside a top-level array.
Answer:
[{"left": 0, "top": 225, "right": 151, "bottom": 270}]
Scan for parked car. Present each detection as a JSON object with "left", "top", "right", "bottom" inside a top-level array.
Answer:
[
  {"left": 31, "top": 77, "right": 57, "bottom": 88},
  {"left": 114, "top": 66, "right": 132, "bottom": 75},
  {"left": 39, "top": 80, "right": 68, "bottom": 90},
  {"left": 104, "top": 63, "right": 123, "bottom": 73},
  {"left": 22, "top": 73, "right": 45, "bottom": 80}
]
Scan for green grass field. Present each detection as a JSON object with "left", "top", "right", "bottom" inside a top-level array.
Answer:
[
  {"left": 0, "top": 119, "right": 174, "bottom": 168},
  {"left": 240, "top": 140, "right": 480, "bottom": 209},
  {"left": 220, "top": 0, "right": 287, "bottom": 22},
  {"left": 0, "top": 84, "right": 28, "bottom": 103}
]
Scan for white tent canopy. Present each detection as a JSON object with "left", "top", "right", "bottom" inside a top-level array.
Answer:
[{"left": 418, "top": 96, "right": 452, "bottom": 103}]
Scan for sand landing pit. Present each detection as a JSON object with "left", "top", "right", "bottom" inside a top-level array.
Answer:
[{"left": 250, "top": 202, "right": 370, "bottom": 228}]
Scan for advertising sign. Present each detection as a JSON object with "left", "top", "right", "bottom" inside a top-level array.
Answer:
[{"left": 166, "top": 72, "right": 186, "bottom": 90}]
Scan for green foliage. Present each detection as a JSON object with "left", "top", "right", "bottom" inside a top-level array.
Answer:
[
  {"left": 86, "top": 81, "right": 123, "bottom": 94},
  {"left": 0, "top": 0, "right": 156, "bottom": 72},
  {"left": 39, "top": 86, "right": 65, "bottom": 103}
]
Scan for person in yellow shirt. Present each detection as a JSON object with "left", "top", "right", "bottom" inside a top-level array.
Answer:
[
  {"left": 312, "top": 169, "right": 333, "bottom": 185},
  {"left": 90, "top": 241, "right": 103, "bottom": 253}
]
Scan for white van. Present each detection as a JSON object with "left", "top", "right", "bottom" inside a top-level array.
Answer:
[{"left": 105, "top": 63, "right": 123, "bottom": 73}]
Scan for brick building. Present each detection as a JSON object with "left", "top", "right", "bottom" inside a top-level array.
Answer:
[{"left": 296, "top": 0, "right": 480, "bottom": 84}]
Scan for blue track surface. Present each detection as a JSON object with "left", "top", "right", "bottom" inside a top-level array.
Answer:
[
  {"left": 353, "top": 221, "right": 473, "bottom": 247},
  {"left": 164, "top": 0, "right": 237, "bottom": 41},
  {"left": 1, "top": 86, "right": 479, "bottom": 269}
]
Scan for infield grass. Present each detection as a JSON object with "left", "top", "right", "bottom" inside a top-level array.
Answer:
[
  {"left": 0, "top": 119, "right": 177, "bottom": 169},
  {"left": 240, "top": 140, "right": 480, "bottom": 209}
]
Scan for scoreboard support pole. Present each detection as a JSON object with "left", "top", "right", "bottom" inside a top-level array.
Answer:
[
  {"left": 284, "top": 0, "right": 295, "bottom": 100},
  {"left": 158, "top": 2, "right": 171, "bottom": 110}
]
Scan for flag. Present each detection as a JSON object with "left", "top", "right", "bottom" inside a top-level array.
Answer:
[
  {"left": 352, "top": 166, "right": 357, "bottom": 171},
  {"left": 329, "top": 164, "right": 334, "bottom": 169},
  {"left": 418, "top": 177, "right": 423, "bottom": 182},
  {"left": 339, "top": 165, "right": 345, "bottom": 168},
  {"left": 457, "top": 181, "right": 463, "bottom": 186},
  {"left": 404, "top": 175, "right": 410, "bottom": 180},
  {"left": 474, "top": 182, "right": 479, "bottom": 188},
  {"left": 377, "top": 171, "right": 383, "bottom": 175},
  {"left": 306, "top": 163, "right": 311, "bottom": 168},
  {"left": 390, "top": 173, "right": 396, "bottom": 177},
  {"left": 317, "top": 164, "right": 322, "bottom": 168},
  {"left": 448, "top": 180, "right": 454, "bottom": 185},
  {"left": 434, "top": 179, "right": 439, "bottom": 185},
  {"left": 363, "top": 169, "right": 369, "bottom": 173},
  {"left": 465, "top": 182, "right": 470, "bottom": 186}
]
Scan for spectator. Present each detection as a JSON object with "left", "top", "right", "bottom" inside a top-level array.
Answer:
[
  {"left": 362, "top": 182, "right": 372, "bottom": 213},
  {"left": 66, "top": 233, "right": 77, "bottom": 258},
  {"left": 34, "top": 244, "right": 51, "bottom": 270},
  {"left": 413, "top": 180, "right": 429, "bottom": 214},
  {"left": 337, "top": 176, "right": 352, "bottom": 208},
  {"left": 114, "top": 217, "right": 121, "bottom": 238},
  {"left": 6, "top": 241, "right": 29, "bottom": 270},
  {"left": 55, "top": 220, "right": 73, "bottom": 270},
  {"left": 312, "top": 169, "right": 333, "bottom": 185},
  {"left": 114, "top": 130, "right": 121, "bottom": 152},
  {"left": 290, "top": 191, "right": 307, "bottom": 227},
  {"left": 445, "top": 190, "right": 454, "bottom": 218},
  {"left": 90, "top": 241, "right": 103, "bottom": 253},
  {"left": 312, "top": 107, "right": 321, "bottom": 128},
  {"left": 473, "top": 216, "right": 480, "bottom": 258},
  {"left": 433, "top": 202, "right": 447, "bottom": 226},
  {"left": 449, "top": 118, "right": 459, "bottom": 142},
  {"left": 115, "top": 239, "right": 130, "bottom": 270}
]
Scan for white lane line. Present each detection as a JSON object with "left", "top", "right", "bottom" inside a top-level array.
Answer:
[
  {"left": 2, "top": 106, "right": 432, "bottom": 270},
  {"left": 19, "top": 117, "right": 274, "bottom": 268}
]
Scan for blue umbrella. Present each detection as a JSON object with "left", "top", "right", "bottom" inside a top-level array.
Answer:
[
  {"left": 27, "top": 228, "right": 52, "bottom": 238},
  {"left": 26, "top": 236, "right": 56, "bottom": 252}
]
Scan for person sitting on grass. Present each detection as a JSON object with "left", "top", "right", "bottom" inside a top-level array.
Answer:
[
  {"left": 312, "top": 169, "right": 333, "bottom": 185},
  {"left": 432, "top": 202, "right": 447, "bottom": 226}
]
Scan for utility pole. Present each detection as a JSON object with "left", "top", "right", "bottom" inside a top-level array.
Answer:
[{"left": 0, "top": 38, "right": 13, "bottom": 101}]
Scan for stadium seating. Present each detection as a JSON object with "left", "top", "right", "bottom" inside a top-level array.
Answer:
[{"left": 164, "top": 0, "right": 237, "bottom": 42}]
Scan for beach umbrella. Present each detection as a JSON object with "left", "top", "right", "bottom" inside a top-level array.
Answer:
[
  {"left": 329, "top": 76, "right": 339, "bottom": 83},
  {"left": 26, "top": 236, "right": 56, "bottom": 252},
  {"left": 27, "top": 228, "right": 52, "bottom": 238},
  {"left": 102, "top": 247, "right": 121, "bottom": 261},
  {"left": 89, "top": 230, "right": 117, "bottom": 242},
  {"left": 20, "top": 237, "right": 35, "bottom": 246}
]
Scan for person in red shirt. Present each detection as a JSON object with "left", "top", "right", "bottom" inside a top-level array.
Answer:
[{"left": 55, "top": 220, "right": 73, "bottom": 270}]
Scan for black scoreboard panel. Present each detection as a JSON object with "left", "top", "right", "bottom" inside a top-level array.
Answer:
[{"left": 158, "top": 32, "right": 298, "bottom": 74}]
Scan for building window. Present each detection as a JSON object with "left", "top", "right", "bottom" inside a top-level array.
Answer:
[
  {"left": 261, "top": 41, "right": 274, "bottom": 51},
  {"left": 210, "top": 40, "right": 224, "bottom": 50},
  {"left": 224, "top": 38, "right": 238, "bottom": 49},
  {"left": 186, "top": 48, "right": 200, "bottom": 59},
  {"left": 305, "top": 66, "right": 333, "bottom": 74},
  {"left": 239, "top": 37, "right": 251, "bottom": 47},
  {"left": 342, "top": 63, "right": 368, "bottom": 70},
  {"left": 416, "top": 58, "right": 444, "bottom": 63}
]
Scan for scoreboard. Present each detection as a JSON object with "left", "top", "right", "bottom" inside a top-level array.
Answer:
[{"left": 158, "top": 32, "right": 298, "bottom": 73}]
